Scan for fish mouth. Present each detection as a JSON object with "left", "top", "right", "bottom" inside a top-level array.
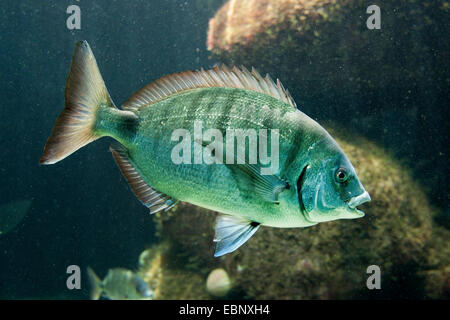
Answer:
[{"left": 347, "top": 191, "right": 371, "bottom": 216}]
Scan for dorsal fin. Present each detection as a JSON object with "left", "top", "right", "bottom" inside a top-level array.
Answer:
[
  {"left": 110, "top": 145, "right": 177, "bottom": 214},
  {"left": 122, "top": 65, "right": 297, "bottom": 111}
]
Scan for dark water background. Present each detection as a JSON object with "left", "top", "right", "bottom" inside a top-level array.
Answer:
[
  {"left": 0, "top": 0, "right": 223, "bottom": 299},
  {"left": 0, "top": 0, "right": 448, "bottom": 299}
]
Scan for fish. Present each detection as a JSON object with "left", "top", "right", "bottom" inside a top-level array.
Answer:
[
  {"left": 0, "top": 199, "right": 32, "bottom": 235},
  {"left": 86, "top": 267, "right": 154, "bottom": 300},
  {"left": 40, "top": 41, "right": 371, "bottom": 257}
]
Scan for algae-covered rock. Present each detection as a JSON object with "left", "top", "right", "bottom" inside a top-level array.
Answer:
[
  {"left": 420, "top": 227, "right": 450, "bottom": 299},
  {"left": 207, "top": 0, "right": 447, "bottom": 97},
  {"left": 207, "top": 0, "right": 449, "bottom": 210},
  {"left": 153, "top": 126, "right": 441, "bottom": 299},
  {"left": 138, "top": 242, "right": 211, "bottom": 299},
  {"left": 156, "top": 269, "right": 210, "bottom": 300}
]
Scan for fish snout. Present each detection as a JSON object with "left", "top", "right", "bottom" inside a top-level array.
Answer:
[{"left": 348, "top": 191, "right": 371, "bottom": 209}]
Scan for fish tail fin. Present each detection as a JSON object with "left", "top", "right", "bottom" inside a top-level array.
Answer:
[
  {"left": 86, "top": 267, "right": 103, "bottom": 300},
  {"left": 40, "top": 40, "right": 116, "bottom": 165}
]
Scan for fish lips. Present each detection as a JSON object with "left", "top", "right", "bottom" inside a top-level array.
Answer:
[{"left": 346, "top": 191, "right": 371, "bottom": 217}]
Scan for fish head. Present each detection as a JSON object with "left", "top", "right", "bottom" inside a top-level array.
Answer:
[
  {"left": 133, "top": 274, "right": 155, "bottom": 299},
  {"left": 298, "top": 150, "right": 370, "bottom": 223}
]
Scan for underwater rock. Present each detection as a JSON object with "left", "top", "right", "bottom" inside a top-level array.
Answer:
[
  {"left": 207, "top": 0, "right": 447, "bottom": 96},
  {"left": 138, "top": 242, "right": 211, "bottom": 299},
  {"left": 138, "top": 243, "right": 168, "bottom": 299},
  {"left": 420, "top": 226, "right": 450, "bottom": 299},
  {"left": 208, "top": 0, "right": 337, "bottom": 53},
  {"left": 157, "top": 269, "right": 211, "bottom": 300},
  {"left": 154, "top": 126, "right": 442, "bottom": 299},
  {"left": 207, "top": 0, "right": 449, "bottom": 211},
  {"left": 206, "top": 268, "right": 232, "bottom": 297}
]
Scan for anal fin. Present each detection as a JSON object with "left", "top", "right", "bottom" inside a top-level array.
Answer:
[
  {"left": 214, "top": 214, "right": 260, "bottom": 257},
  {"left": 110, "top": 145, "right": 177, "bottom": 214}
]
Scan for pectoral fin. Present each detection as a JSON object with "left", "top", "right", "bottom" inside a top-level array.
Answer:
[
  {"left": 228, "top": 163, "right": 289, "bottom": 203},
  {"left": 214, "top": 214, "right": 260, "bottom": 257},
  {"left": 194, "top": 139, "right": 289, "bottom": 203}
]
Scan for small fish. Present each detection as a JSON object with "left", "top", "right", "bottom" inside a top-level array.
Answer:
[
  {"left": 41, "top": 41, "right": 370, "bottom": 257},
  {"left": 0, "top": 200, "right": 32, "bottom": 235},
  {"left": 87, "top": 267, "right": 154, "bottom": 300}
]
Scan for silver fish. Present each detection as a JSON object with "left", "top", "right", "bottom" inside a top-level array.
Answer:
[{"left": 87, "top": 267, "right": 154, "bottom": 300}]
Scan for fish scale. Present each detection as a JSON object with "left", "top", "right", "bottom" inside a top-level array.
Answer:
[
  {"left": 119, "top": 88, "right": 305, "bottom": 223},
  {"left": 41, "top": 41, "right": 370, "bottom": 257}
]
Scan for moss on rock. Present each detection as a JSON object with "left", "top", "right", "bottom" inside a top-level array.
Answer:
[
  {"left": 420, "top": 226, "right": 450, "bottom": 299},
  {"left": 137, "top": 241, "right": 211, "bottom": 299}
]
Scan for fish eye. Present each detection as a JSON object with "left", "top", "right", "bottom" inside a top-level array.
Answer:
[{"left": 335, "top": 168, "right": 348, "bottom": 183}]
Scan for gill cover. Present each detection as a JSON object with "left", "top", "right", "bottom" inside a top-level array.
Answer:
[{"left": 300, "top": 155, "right": 369, "bottom": 223}]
